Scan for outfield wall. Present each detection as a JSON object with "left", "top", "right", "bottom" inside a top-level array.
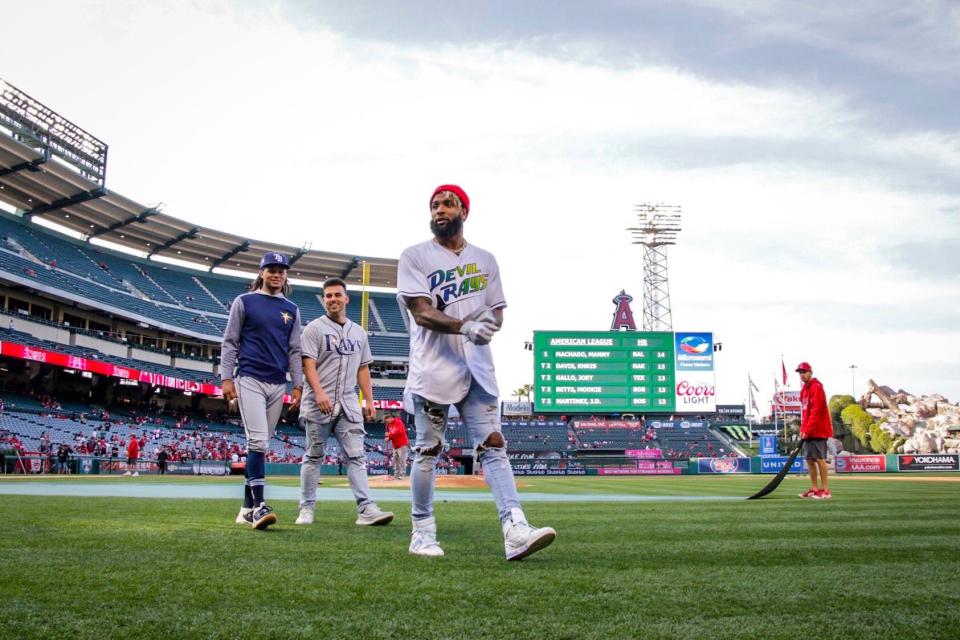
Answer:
[{"left": 4, "top": 453, "right": 958, "bottom": 476}]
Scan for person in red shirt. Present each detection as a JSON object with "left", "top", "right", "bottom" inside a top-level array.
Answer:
[
  {"left": 384, "top": 414, "right": 411, "bottom": 480},
  {"left": 124, "top": 436, "right": 140, "bottom": 477},
  {"left": 796, "top": 362, "right": 833, "bottom": 500}
]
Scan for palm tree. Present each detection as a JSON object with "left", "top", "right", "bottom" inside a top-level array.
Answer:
[{"left": 521, "top": 383, "right": 533, "bottom": 401}]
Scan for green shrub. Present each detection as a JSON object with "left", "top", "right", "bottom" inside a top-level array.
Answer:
[
  {"left": 828, "top": 395, "right": 856, "bottom": 435},
  {"left": 841, "top": 404, "right": 875, "bottom": 448},
  {"left": 869, "top": 422, "right": 895, "bottom": 454}
]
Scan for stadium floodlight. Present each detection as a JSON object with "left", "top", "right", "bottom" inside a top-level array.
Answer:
[
  {"left": 627, "top": 203, "right": 682, "bottom": 332},
  {"left": 0, "top": 79, "right": 108, "bottom": 186}
]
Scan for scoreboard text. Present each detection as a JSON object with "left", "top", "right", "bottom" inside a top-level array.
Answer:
[{"left": 533, "top": 331, "right": 676, "bottom": 412}]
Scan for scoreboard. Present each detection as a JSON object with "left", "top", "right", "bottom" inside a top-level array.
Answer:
[{"left": 533, "top": 330, "right": 716, "bottom": 414}]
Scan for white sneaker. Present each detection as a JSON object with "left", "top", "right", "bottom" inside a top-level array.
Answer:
[
  {"left": 295, "top": 508, "right": 314, "bottom": 525},
  {"left": 132, "top": 472, "right": 139, "bottom": 477},
  {"left": 235, "top": 507, "right": 253, "bottom": 524},
  {"left": 409, "top": 516, "right": 444, "bottom": 557},
  {"left": 123, "top": 471, "right": 131, "bottom": 476},
  {"left": 502, "top": 508, "right": 556, "bottom": 561},
  {"left": 356, "top": 504, "right": 394, "bottom": 526}
]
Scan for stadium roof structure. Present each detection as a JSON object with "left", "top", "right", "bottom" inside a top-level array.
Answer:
[{"left": 0, "top": 80, "right": 397, "bottom": 287}]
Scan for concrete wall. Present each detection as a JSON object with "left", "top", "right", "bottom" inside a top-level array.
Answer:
[
  {"left": 130, "top": 348, "right": 170, "bottom": 366},
  {"left": 74, "top": 333, "right": 127, "bottom": 358},
  {"left": 171, "top": 357, "right": 214, "bottom": 374}
]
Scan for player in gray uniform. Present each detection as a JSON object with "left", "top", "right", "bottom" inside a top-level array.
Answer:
[
  {"left": 221, "top": 252, "right": 303, "bottom": 530},
  {"left": 295, "top": 277, "right": 394, "bottom": 526}
]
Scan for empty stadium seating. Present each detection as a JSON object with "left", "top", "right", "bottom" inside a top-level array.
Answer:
[{"left": 1, "top": 213, "right": 411, "bottom": 363}]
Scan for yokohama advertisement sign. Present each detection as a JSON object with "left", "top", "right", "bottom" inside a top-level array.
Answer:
[
  {"left": 898, "top": 454, "right": 959, "bottom": 472},
  {"left": 835, "top": 455, "right": 887, "bottom": 473}
]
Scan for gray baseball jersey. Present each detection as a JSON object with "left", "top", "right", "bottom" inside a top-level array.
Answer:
[{"left": 300, "top": 315, "right": 373, "bottom": 423}]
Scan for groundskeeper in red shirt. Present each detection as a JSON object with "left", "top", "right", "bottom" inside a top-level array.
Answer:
[{"left": 799, "top": 367, "right": 832, "bottom": 439}]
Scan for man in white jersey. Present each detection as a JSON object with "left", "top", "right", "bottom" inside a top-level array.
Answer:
[
  {"left": 396, "top": 184, "right": 556, "bottom": 560},
  {"left": 295, "top": 277, "right": 394, "bottom": 526}
]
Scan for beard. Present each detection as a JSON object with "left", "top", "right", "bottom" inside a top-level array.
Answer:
[{"left": 430, "top": 214, "right": 463, "bottom": 240}]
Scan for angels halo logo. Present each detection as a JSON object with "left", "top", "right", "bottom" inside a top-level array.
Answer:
[{"left": 679, "top": 336, "right": 709, "bottom": 354}]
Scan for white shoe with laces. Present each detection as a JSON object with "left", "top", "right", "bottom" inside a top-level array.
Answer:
[
  {"left": 502, "top": 508, "right": 556, "bottom": 561},
  {"left": 235, "top": 507, "right": 253, "bottom": 524},
  {"left": 295, "top": 507, "right": 315, "bottom": 525},
  {"left": 409, "top": 516, "right": 444, "bottom": 557},
  {"left": 356, "top": 504, "right": 394, "bottom": 526}
]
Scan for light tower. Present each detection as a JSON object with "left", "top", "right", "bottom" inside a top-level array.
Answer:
[{"left": 627, "top": 204, "right": 682, "bottom": 331}]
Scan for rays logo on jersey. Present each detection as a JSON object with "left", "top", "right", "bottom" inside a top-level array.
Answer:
[
  {"left": 322, "top": 334, "right": 362, "bottom": 355},
  {"left": 428, "top": 263, "right": 489, "bottom": 310}
]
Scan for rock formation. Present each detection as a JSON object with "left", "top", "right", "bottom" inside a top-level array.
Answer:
[{"left": 859, "top": 379, "right": 960, "bottom": 454}]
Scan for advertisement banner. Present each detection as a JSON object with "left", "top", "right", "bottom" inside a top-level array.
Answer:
[
  {"left": 760, "top": 455, "right": 809, "bottom": 474},
  {"left": 717, "top": 404, "right": 745, "bottom": 415},
  {"left": 647, "top": 420, "right": 707, "bottom": 429},
  {"left": 625, "top": 449, "right": 662, "bottom": 459},
  {"left": 673, "top": 332, "right": 716, "bottom": 414},
  {"left": 759, "top": 435, "right": 778, "bottom": 456},
  {"left": 772, "top": 391, "right": 801, "bottom": 413},
  {"left": 897, "top": 454, "right": 959, "bottom": 472},
  {"left": 697, "top": 457, "right": 750, "bottom": 474},
  {"left": 502, "top": 401, "right": 533, "bottom": 416},
  {"left": 512, "top": 467, "right": 588, "bottom": 476},
  {"left": 836, "top": 455, "right": 887, "bottom": 473},
  {"left": 511, "top": 459, "right": 586, "bottom": 475},
  {"left": 595, "top": 460, "right": 682, "bottom": 475},
  {"left": 0, "top": 341, "right": 220, "bottom": 396},
  {"left": 574, "top": 420, "right": 648, "bottom": 429}
]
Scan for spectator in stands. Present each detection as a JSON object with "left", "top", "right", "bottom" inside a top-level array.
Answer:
[
  {"left": 294, "top": 277, "right": 392, "bottom": 527},
  {"left": 220, "top": 251, "right": 303, "bottom": 530},
  {"left": 384, "top": 413, "right": 410, "bottom": 480},
  {"left": 124, "top": 435, "right": 140, "bottom": 477},
  {"left": 796, "top": 362, "right": 833, "bottom": 500},
  {"left": 396, "top": 183, "right": 554, "bottom": 560}
]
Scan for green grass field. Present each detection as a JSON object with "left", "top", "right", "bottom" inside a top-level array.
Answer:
[{"left": 2, "top": 474, "right": 959, "bottom": 639}]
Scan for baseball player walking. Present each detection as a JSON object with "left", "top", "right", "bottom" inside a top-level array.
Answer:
[
  {"left": 295, "top": 277, "right": 394, "bottom": 526},
  {"left": 397, "top": 184, "right": 555, "bottom": 560},
  {"left": 221, "top": 252, "right": 303, "bottom": 530}
]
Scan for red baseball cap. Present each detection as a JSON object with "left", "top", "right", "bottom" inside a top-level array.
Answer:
[
  {"left": 795, "top": 362, "right": 812, "bottom": 372},
  {"left": 431, "top": 184, "right": 469, "bottom": 212}
]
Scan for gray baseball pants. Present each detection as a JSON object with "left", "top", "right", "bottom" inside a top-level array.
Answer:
[
  {"left": 299, "top": 410, "right": 373, "bottom": 511},
  {"left": 235, "top": 376, "right": 286, "bottom": 453}
]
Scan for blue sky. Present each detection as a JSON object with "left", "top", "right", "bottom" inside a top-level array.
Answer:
[{"left": 3, "top": 0, "right": 959, "bottom": 409}]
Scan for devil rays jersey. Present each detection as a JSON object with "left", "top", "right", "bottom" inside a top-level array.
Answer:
[{"left": 397, "top": 239, "right": 507, "bottom": 406}]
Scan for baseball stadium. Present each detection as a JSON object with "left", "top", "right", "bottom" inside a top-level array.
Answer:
[{"left": 1, "top": 81, "right": 958, "bottom": 640}]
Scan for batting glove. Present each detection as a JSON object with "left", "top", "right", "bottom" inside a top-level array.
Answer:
[{"left": 460, "top": 318, "right": 499, "bottom": 345}]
